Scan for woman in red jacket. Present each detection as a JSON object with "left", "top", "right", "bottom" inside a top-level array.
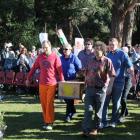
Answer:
[{"left": 26, "top": 40, "right": 64, "bottom": 130}]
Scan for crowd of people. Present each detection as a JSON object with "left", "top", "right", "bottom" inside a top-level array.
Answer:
[{"left": 0, "top": 38, "right": 140, "bottom": 136}]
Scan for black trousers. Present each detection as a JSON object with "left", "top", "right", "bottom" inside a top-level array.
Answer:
[
  {"left": 65, "top": 99, "right": 76, "bottom": 117},
  {"left": 120, "top": 77, "right": 132, "bottom": 117}
]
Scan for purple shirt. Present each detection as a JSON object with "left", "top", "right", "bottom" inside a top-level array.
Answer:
[{"left": 78, "top": 50, "right": 94, "bottom": 69}]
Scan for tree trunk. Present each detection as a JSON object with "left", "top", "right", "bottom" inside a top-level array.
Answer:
[
  {"left": 122, "top": 10, "right": 135, "bottom": 46},
  {"left": 61, "top": 18, "right": 73, "bottom": 44},
  {"left": 111, "top": 0, "right": 138, "bottom": 47},
  {"left": 68, "top": 19, "right": 73, "bottom": 44},
  {"left": 111, "top": 5, "right": 124, "bottom": 47}
]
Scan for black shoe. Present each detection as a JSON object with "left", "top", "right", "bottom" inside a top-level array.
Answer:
[
  {"left": 81, "top": 131, "right": 89, "bottom": 137},
  {"left": 70, "top": 113, "right": 76, "bottom": 119},
  {"left": 125, "top": 109, "right": 129, "bottom": 116}
]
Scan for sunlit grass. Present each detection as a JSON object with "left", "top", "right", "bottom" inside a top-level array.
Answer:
[{"left": 0, "top": 95, "right": 140, "bottom": 140}]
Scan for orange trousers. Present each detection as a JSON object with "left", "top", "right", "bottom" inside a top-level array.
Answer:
[{"left": 39, "top": 84, "right": 56, "bottom": 124}]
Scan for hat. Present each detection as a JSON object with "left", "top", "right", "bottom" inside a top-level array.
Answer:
[
  {"left": 63, "top": 43, "right": 72, "bottom": 50},
  {"left": 39, "top": 33, "right": 48, "bottom": 44}
]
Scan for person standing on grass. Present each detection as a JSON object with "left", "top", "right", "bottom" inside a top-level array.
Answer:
[
  {"left": 118, "top": 46, "right": 133, "bottom": 122},
  {"left": 78, "top": 38, "right": 94, "bottom": 70},
  {"left": 60, "top": 43, "right": 82, "bottom": 122},
  {"left": 82, "top": 41, "right": 116, "bottom": 136},
  {"left": 26, "top": 40, "right": 64, "bottom": 130},
  {"left": 78, "top": 38, "right": 95, "bottom": 100},
  {"left": 102, "top": 38, "right": 134, "bottom": 128}
]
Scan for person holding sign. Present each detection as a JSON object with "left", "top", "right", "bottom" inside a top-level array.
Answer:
[
  {"left": 60, "top": 43, "right": 82, "bottom": 122},
  {"left": 26, "top": 40, "right": 64, "bottom": 130}
]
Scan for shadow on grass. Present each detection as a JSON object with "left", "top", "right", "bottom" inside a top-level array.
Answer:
[
  {"left": 4, "top": 111, "right": 83, "bottom": 140},
  {"left": 2, "top": 95, "right": 140, "bottom": 140},
  {"left": 4, "top": 111, "right": 140, "bottom": 140},
  {"left": 1, "top": 94, "right": 40, "bottom": 104}
]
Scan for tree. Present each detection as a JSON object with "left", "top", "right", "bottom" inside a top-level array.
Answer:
[
  {"left": 122, "top": 10, "right": 135, "bottom": 46},
  {"left": 34, "top": 0, "right": 111, "bottom": 44},
  {"left": 110, "top": 0, "right": 139, "bottom": 46},
  {"left": 132, "top": 4, "right": 140, "bottom": 44},
  {"left": 0, "top": 0, "right": 37, "bottom": 49}
]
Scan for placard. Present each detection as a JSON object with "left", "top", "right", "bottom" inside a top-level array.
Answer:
[
  {"left": 74, "top": 38, "right": 84, "bottom": 56},
  {"left": 39, "top": 33, "right": 48, "bottom": 44},
  {"left": 56, "top": 29, "right": 68, "bottom": 46}
]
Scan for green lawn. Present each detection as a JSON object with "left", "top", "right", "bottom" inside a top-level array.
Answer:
[{"left": 0, "top": 94, "right": 140, "bottom": 140}]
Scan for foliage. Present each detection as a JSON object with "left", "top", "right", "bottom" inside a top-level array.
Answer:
[
  {"left": 0, "top": 0, "right": 39, "bottom": 49},
  {"left": 0, "top": 112, "right": 7, "bottom": 131},
  {"left": 35, "top": 0, "right": 112, "bottom": 43},
  {"left": 0, "top": 0, "right": 139, "bottom": 48}
]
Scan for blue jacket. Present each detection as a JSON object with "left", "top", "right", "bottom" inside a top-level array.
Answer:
[{"left": 60, "top": 53, "right": 82, "bottom": 80}]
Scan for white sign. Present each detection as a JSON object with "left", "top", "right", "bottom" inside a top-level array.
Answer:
[
  {"left": 74, "top": 38, "right": 84, "bottom": 56},
  {"left": 39, "top": 33, "right": 48, "bottom": 44}
]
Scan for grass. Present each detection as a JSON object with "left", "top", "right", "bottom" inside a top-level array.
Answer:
[{"left": 0, "top": 94, "right": 140, "bottom": 140}]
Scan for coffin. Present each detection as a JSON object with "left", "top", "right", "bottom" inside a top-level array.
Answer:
[{"left": 58, "top": 81, "right": 85, "bottom": 99}]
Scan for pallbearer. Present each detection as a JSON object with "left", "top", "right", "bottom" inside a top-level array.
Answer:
[
  {"left": 26, "top": 35, "right": 64, "bottom": 130},
  {"left": 82, "top": 41, "right": 116, "bottom": 136},
  {"left": 60, "top": 43, "right": 82, "bottom": 122}
]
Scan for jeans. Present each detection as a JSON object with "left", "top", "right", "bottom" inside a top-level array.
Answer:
[
  {"left": 120, "top": 77, "right": 132, "bottom": 117},
  {"left": 82, "top": 86, "right": 107, "bottom": 132},
  {"left": 102, "top": 81, "right": 124, "bottom": 124}
]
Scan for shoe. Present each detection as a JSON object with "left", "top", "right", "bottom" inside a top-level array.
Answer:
[
  {"left": 119, "top": 117, "right": 126, "bottom": 123},
  {"left": 103, "top": 123, "right": 110, "bottom": 128},
  {"left": 98, "top": 123, "right": 104, "bottom": 129},
  {"left": 46, "top": 125, "right": 53, "bottom": 130},
  {"left": 125, "top": 109, "right": 129, "bottom": 116},
  {"left": 43, "top": 124, "right": 53, "bottom": 130},
  {"left": 65, "top": 116, "right": 71, "bottom": 122},
  {"left": 89, "top": 129, "right": 98, "bottom": 136},
  {"left": 0, "top": 95, "right": 4, "bottom": 101},
  {"left": 81, "top": 131, "right": 89, "bottom": 137},
  {"left": 109, "top": 122, "right": 116, "bottom": 128},
  {"left": 70, "top": 113, "right": 76, "bottom": 119},
  {"left": 99, "top": 122, "right": 110, "bottom": 129}
]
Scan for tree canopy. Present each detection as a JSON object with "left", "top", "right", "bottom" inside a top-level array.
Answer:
[{"left": 0, "top": 0, "right": 139, "bottom": 49}]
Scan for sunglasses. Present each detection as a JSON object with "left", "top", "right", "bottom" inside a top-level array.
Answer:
[
  {"left": 85, "top": 44, "right": 92, "bottom": 46},
  {"left": 63, "top": 48, "right": 71, "bottom": 51}
]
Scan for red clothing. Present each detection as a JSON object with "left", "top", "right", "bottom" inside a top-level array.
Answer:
[
  {"left": 39, "top": 84, "right": 56, "bottom": 123},
  {"left": 27, "top": 52, "right": 64, "bottom": 85}
]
